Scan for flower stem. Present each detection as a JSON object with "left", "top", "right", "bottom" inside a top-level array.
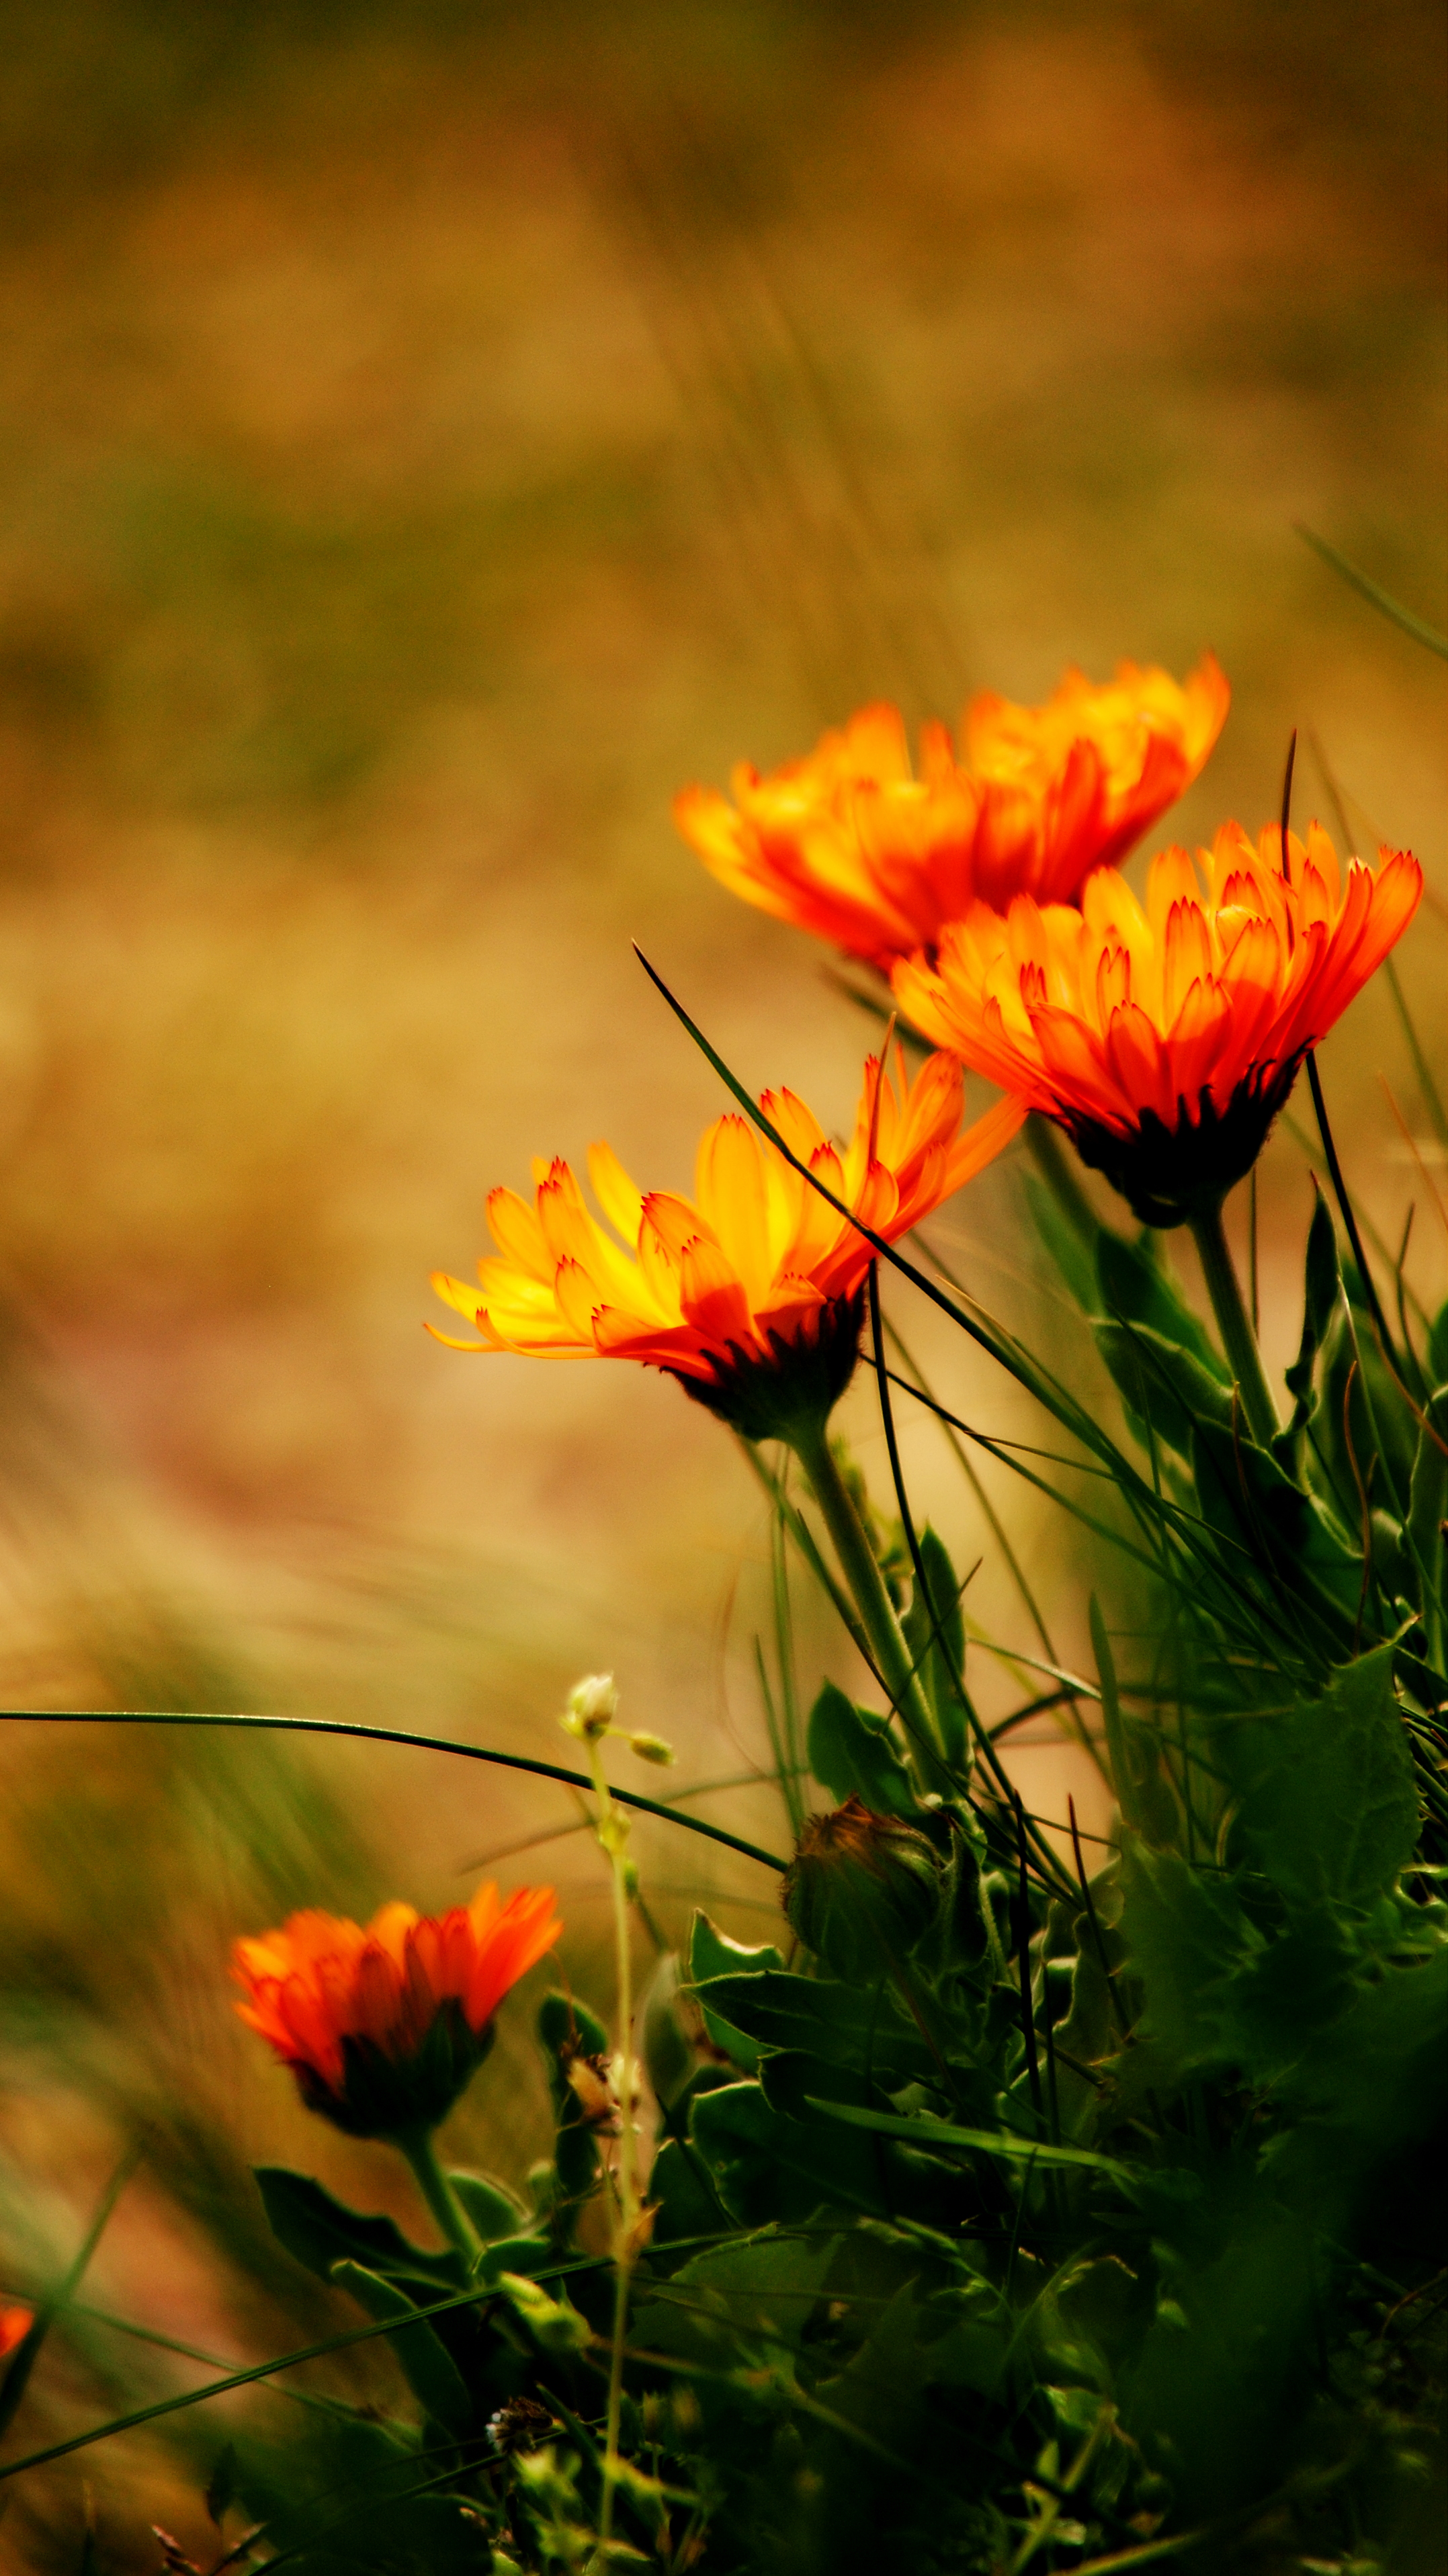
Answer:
[
  {"left": 582, "top": 1733, "right": 639, "bottom": 2567},
  {"left": 1189, "top": 1196, "right": 1279, "bottom": 1447},
  {"left": 791, "top": 1418, "right": 942, "bottom": 1768},
  {"left": 394, "top": 2129, "right": 482, "bottom": 2268}
]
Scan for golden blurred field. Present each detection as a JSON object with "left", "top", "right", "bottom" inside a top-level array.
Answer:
[{"left": 0, "top": 3, "right": 1442, "bottom": 2564}]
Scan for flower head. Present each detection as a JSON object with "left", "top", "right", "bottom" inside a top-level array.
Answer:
[
  {"left": 232, "top": 1883, "right": 561, "bottom": 2137},
  {"left": 893, "top": 824, "right": 1422, "bottom": 1227},
  {"left": 782, "top": 1796, "right": 942, "bottom": 1982},
  {"left": 431, "top": 1054, "right": 1024, "bottom": 1443},
  {"left": 673, "top": 655, "right": 1229, "bottom": 970},
  {"left": 0, "top": 2303, "right": 33, "bottom": 2363}
]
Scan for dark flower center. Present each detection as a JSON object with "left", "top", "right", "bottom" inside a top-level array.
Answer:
[{"left": 1062, "top": 1058, "right": 1304, "bottom": 1228}]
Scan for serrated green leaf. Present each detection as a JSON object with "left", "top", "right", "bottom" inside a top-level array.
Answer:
[
  {"left": 330, "top": 2262, "right": 472, "bottom": 2434},
  {"left": 689, "top": 2077, "right": 890, "bottom": 2225},
  {"left": 806, "top": 1679, "right": 919, "bottom": 1817},
  {"left": 687, "top": 1913, "right": 785, "bottom": 2071},
  {"left": 691, "top": 1971, "right": 933, "bottom": 2090},
  {"left": 1117, "top": 1843, "right": 1255, "bottom": 2079},
  {"left": 1220, "top": 1645, "right": 1418, "bottom": 1911},
  {"left": 253, "top": 2167, "right": 459, "bottom": 2291}
]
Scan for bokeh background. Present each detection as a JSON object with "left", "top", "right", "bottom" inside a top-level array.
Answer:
[{"left": 0, "top": 1, "right": 1443, "bottom": 2563}]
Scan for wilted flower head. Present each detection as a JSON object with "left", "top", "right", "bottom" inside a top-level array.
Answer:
[
  {"left": 431, "top": 1050, "right": 1024, "bottom": 1445},
  {"left": 674, "top": 656, "right": 1229, "bottom": 970},
  {"left": 232, "top": 1883, "right": 561, "bottom": 2138},
  {"left": 894, "top": 824, "right": 1422, "bottom": 1226}
]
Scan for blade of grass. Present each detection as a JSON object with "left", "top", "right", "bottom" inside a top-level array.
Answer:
[
  {"left": 802, "top": 2098, "right": 1133, "bottom": 2180},
  {"left": 1295, "top": 523, "right": 1448, "bottom": 659},
  {"left": 0, "top": 2143, "right": 142, "bottom": 2441},
  {"left": 0, "top": 1712, "right": 787, "bottom": 1874}
]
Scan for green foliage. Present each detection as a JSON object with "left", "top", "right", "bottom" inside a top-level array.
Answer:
[
  {"left": 26, "top": 842, "right": 1444, "bottom": 2574},
  {"left": 806, "top": 1678, "right": 919, "bottom": 1816}
]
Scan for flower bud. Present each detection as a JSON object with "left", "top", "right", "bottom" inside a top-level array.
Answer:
[
  {"left": 783, "top": 1795, "right": 943, "bottom": 1981},
  {"left": 629, "top": 1731, "right": 675, "bottom": 1766},
  {"left": 563, "top": 1673, "right": 619, "bottom": 1738}
]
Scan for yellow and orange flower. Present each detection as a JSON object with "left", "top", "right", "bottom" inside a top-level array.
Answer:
[
  {"left": 893, "top": 823, "right": 1422, "bottom": 1227},
  {"left": 233, "top": 1883, "right": 561, "bottom": 2137},
  {"left": 0, "top": 2303, "right": 33, "bottom": 2362},
  {"left": 431, "top": 1051, "right": 1025, "bottom": 1443},
  {"left": 674, "top": 655, "right": 1229, "bottom": 970}
]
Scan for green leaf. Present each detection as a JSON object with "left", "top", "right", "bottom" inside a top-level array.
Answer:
[
  {"left": 1283, "top": 1187, "right": 1340, "bottom": 1414},
  {"left": 648, "top": 2135, "right": 728, "bottom": 2249},
  {"left": 329, "top": 2262, "right": 471, "bottom": 2434},
  {"left": 476, "top": 2232, "right": 556, "bottom": 2287},
  {"left": 801, "top": 2097, "right": 1132, "bottom": 2178},
  {"left": 1117, "top": 1842, "right": 1255, "bottom": 2080},
  {"left": 690, "top": 1970, "right": 933, "bottom": 2092},
  {"left": 632, "top": 2229, "right": 839, "bottom": 2366},
  {"left": 205, "top": 2442, "right": 237, "bottom": 2528},
  {"left": 687, "top": 1913, "right": 786, "bottom": 2072},
  {"left": 1023, "top": 1170, "right": 1099, "bottom": 1310},
  {"left": 445, "top": 2170, "right": 527, "bottom": 2243},
  {"left": 1094, "top": 1320, "right": 1235, "bottom": 1459},
  {"left": 1280, "top": 1948, "right": 1448, "bottom": 2160},
  {"left": 1097, "top": 1229, "right": 1228, "bottom": 1380},
  {"left": 689, "top": 2077, "right": 890, "bottom": 2225},
  {"left": 806, "top": 1679, "right": 919, "bottom": 1817},
  {"left": 1220, "top": 1645, "right": 1418, "bottom": 1911},
  {"left": 1406, "top": 1387, "right": 1448, "bottom": 1636},
  {"left": 687, "top": 1910, "right": 785, "bottom": 1985},
  {"left": 253, "top": 2167, "right": 459, "bottom": 2291},
  {"left": 901, "top": 1525, "right": 968, "bottom": 1765},
  {"left": 1429, "top": 1300, "right": 1448, "bottom": 1388},
  {"left": 1191, "top": 1418, "right": 1359, "bottom": 1628}
]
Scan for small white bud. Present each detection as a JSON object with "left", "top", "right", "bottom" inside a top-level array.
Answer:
[{"left": 563, "top": 1672, "right": 619, "bottom": 1739}]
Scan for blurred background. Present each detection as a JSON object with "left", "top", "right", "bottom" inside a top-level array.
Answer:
[{"left": 0, "top": 0, "right": 1442, "bottom": 2562}]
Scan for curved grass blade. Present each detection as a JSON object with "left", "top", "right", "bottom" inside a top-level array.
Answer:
[
  {"left": 0, "top": 1712, "right": 786, "bottom": 1873},
  {"left": 1295, "top": 523, "right": 1448, "bottom": 660}
]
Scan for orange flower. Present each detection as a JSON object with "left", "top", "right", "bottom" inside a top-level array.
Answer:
[
  {"left": 674, "top": 655, "right": 1229, "bottom": 970},
  {"left": 233, "top": 1884, "right": 561, "bottom": 2137},
  {"left": 431, "top": 1052, "right": 1025, "bottom": 1443},
  {"left": 893, "top": 824, "right": 1422, "bottom": 1226},
  {"left": 0, "top": 2302, "right": 33, "bottom": 2362}
]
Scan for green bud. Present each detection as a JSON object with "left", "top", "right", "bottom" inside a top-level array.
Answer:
[
  {"left": 629, "top": 1731, "right": 675, "bottom": 1766},
  {"left": 782, "top": 1795, "right": 943, "bottom": 1980}
]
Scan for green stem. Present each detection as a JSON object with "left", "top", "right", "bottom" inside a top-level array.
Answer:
[
  {"left": 395, "top": 2131, "right": 481, "bottom": 2268},
  {"left": 791, "top": 1419, "right": 942, "bottom": 1764},
  {"left": 583, "top": 1733, "right": 639, "bottom": 2567},
  {"left": 1189, "top": 1197, "right": 1279, "bottom": 1447}
]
